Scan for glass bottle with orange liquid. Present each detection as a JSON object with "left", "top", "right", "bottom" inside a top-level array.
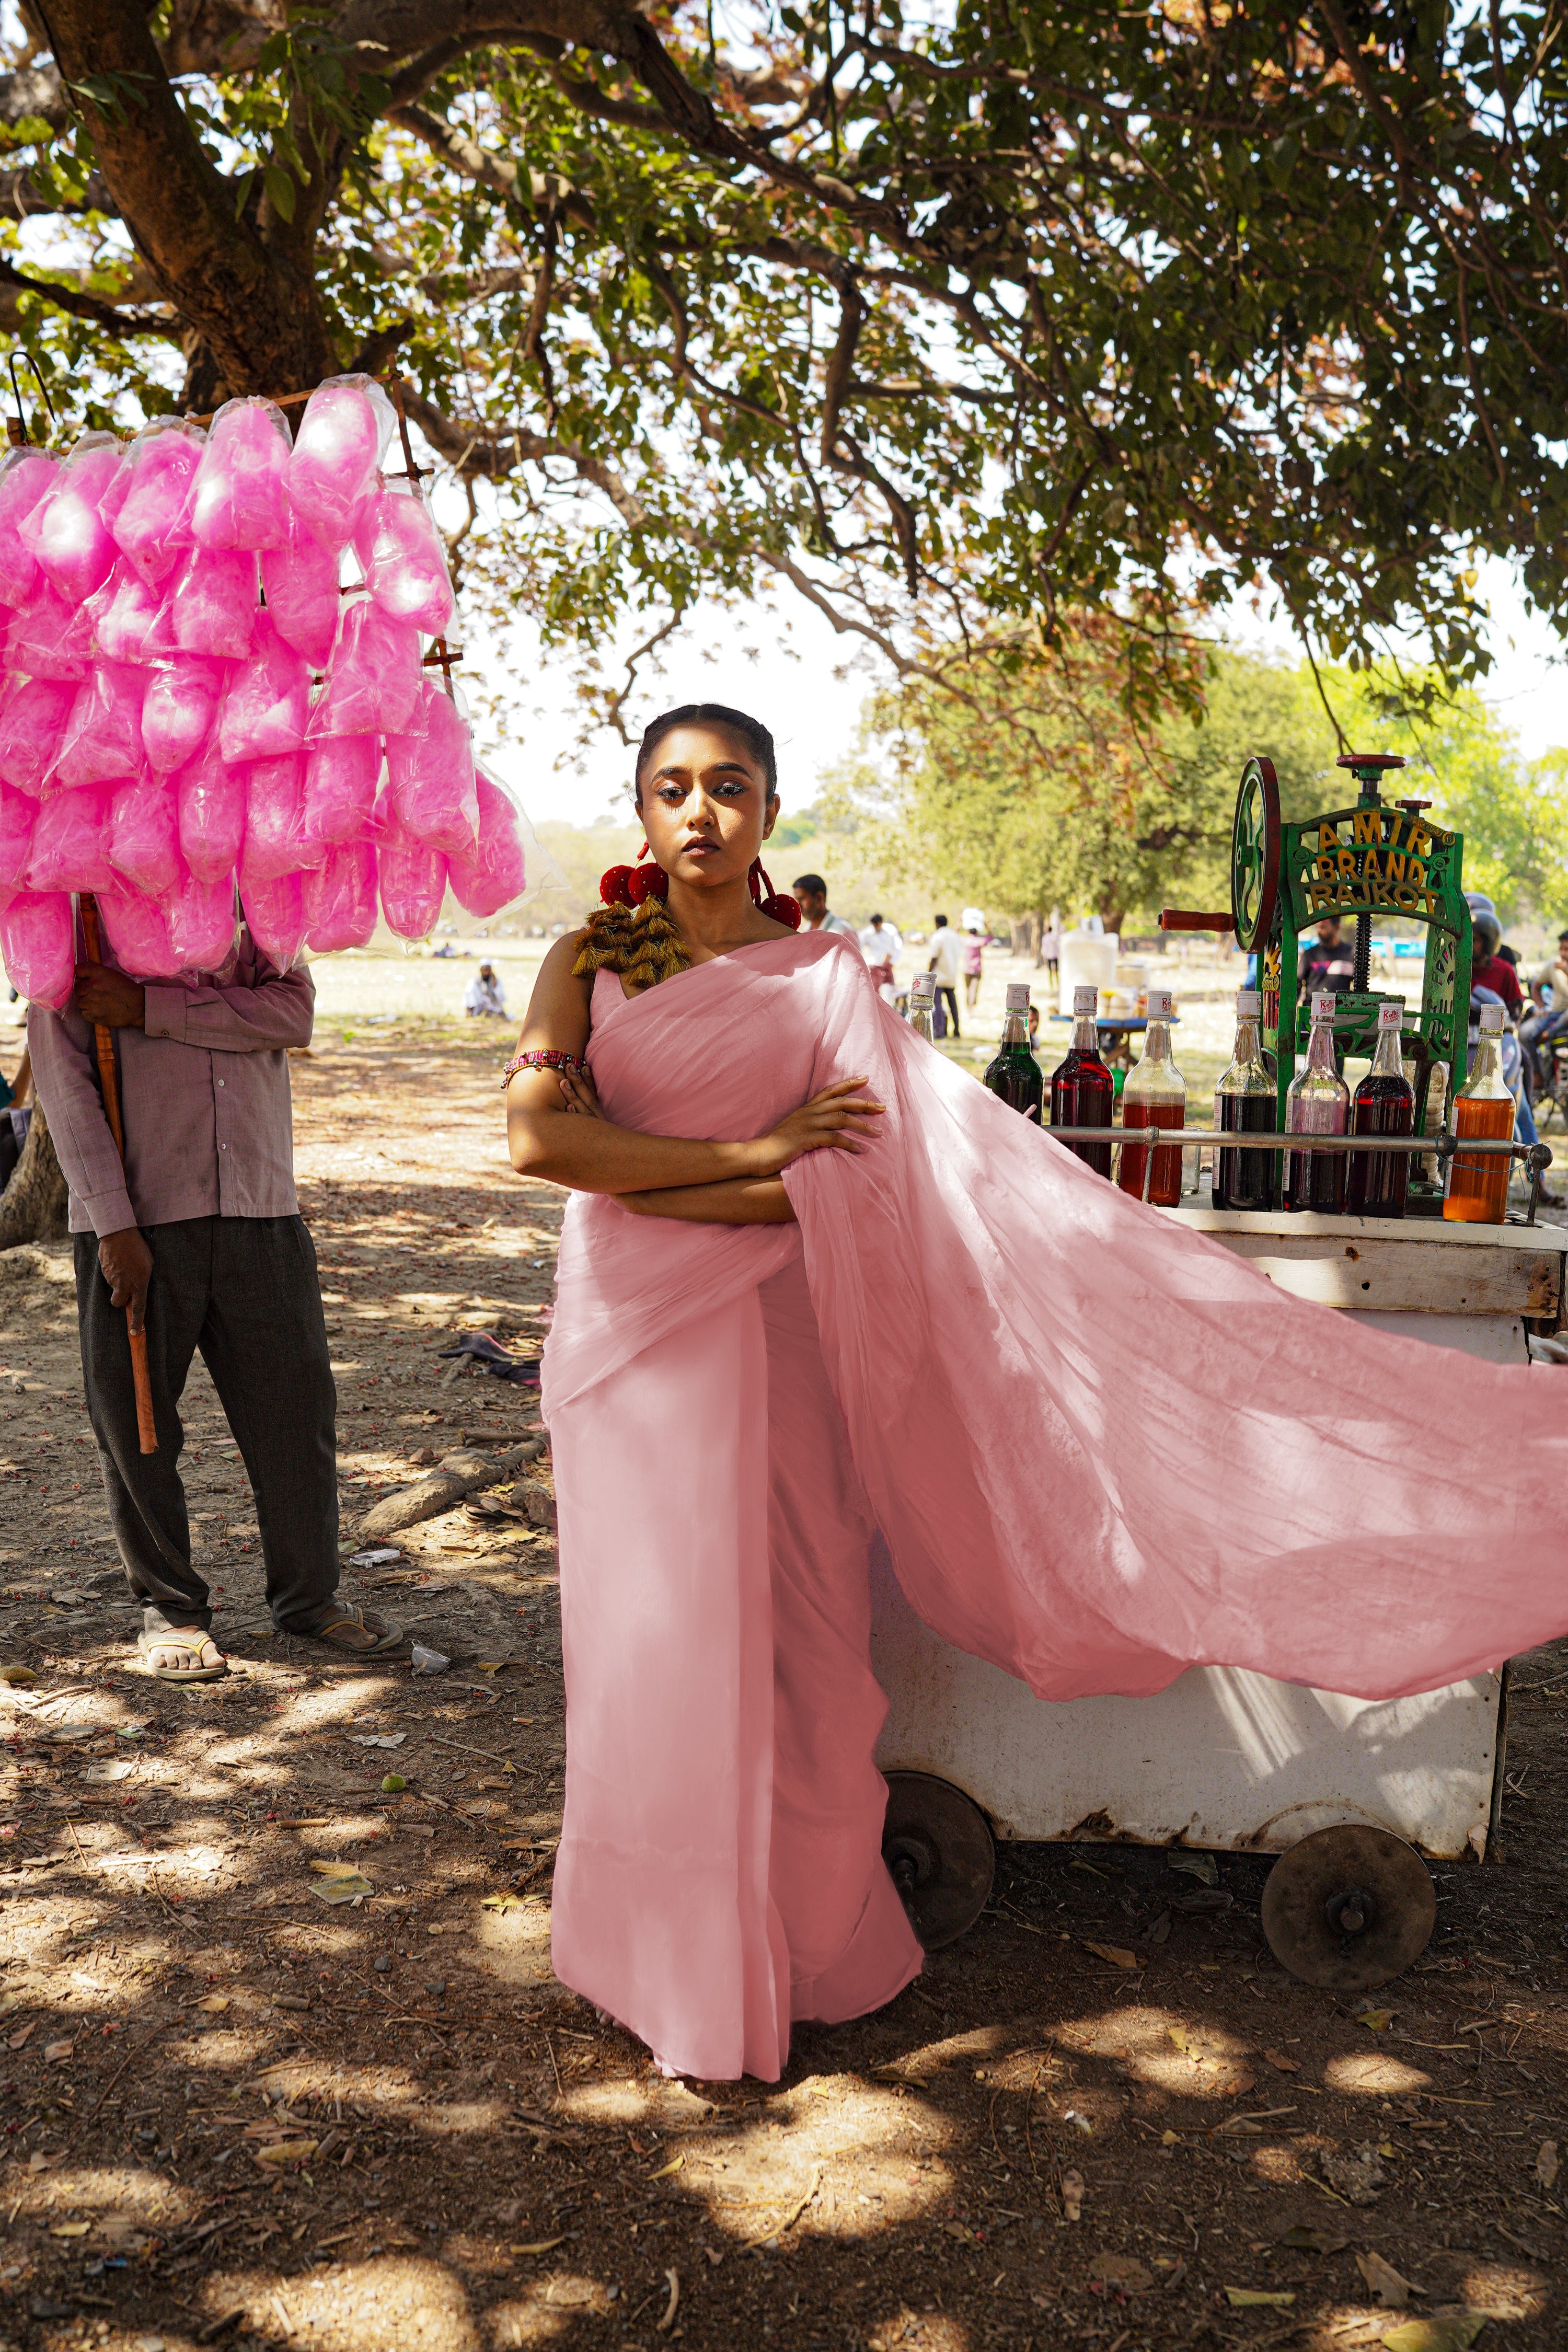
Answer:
[
  {"left": 1443, "top": 1001, "right": 1514, "bottom": 1224},
  {"left": 1117, "top": 987, "right": 1185, "bottom": 1205}
]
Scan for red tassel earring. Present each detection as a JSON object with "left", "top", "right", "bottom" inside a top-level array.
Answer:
[{"left": 750, "top": 859, "right": 802, "bottom": 931}]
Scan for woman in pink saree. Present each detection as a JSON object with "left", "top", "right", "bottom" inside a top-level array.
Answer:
[{"left": 506, "top": 704, "right": 1568, "bottom": 2084}]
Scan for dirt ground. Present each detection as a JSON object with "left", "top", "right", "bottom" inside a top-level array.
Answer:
[{"left": 0, "top": 1007, "right": 1558, "bottom": 2352}]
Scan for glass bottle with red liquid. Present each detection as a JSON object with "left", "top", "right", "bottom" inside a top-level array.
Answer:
[
  {"left": 1444, "top": 1001, "right": 1514, "bottom": 1224},
  {"left": 1346, "top": 999, "right": 1414, "bottom": 1218},
  {"left": 1050, "top": 984, "right": 1114, "bottom": 1177},
  {"left": 1117, "top": 987, "right": 1185, "bottom": 1205},
  {"left": 1213, "top": 989, "right": 1277, "bottom": 1210},
  {"left": 1284, "top": 990, "right": 1350, "bottom": 1214}
]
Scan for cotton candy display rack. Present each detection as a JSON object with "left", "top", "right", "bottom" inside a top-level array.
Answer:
[{"left": 0, "top": 377, "right": 536, "bottom": 1008}]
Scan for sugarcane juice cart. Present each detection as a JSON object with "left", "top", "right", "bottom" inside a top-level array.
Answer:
[{"left": 873, "top": 754, "right": 1565, "bottom": 1991}]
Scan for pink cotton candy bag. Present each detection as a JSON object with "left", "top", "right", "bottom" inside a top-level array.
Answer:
[
  {"left": 448, "top": 770, "right": 528, "bottom": 918},
  {"left": 0, "top": 786, "right": 34, "bottom": 887},
  {"left": 303, "top": 731, "right": 379, "bottom": 846},
  {"left": 259, "top": 510, "right": 341, "bottom": 669},
  {"left": 355, "top": 482, "right": 455, "bottom": 637},
  {"left": 109, "top": 771, "right": 182, "bottom": 896},
  {"left": 54, "top": 663, "right": 147, "bottom": 791},
  {"left": 0, "top": 448, "right": 57, "bottom": 607},
  {"left": 239, "top": 865, "right": 308, "bottom": 968},
  {"left": 97, "top": 879, "right": 183, "bottom": 980},
  {"left": 20, "top": 434, "right": 124, "bottom": 605},
  {"left": 287, "top": 376, "right": 395, "bottom": 550},
  {"left": 376, "top": 794, "right": 447, "bottom": 940},
  {"left": 304, "top": 839, "right": 377, "bottom": 951},
  {"left": 169, "top": 866, "right": 237, "bottom": 972},
  {"left": 190, "top": 398, "right": 293, "bottom": 553},
  {"left": 218, "top": 613, "right": 309, "bottom": 764},
  {"left": 9, "top": 583, "right": 94, "bottom": 680},
  {"left": 384, "top": 679, "right": 478, "bottom": 856},
  {"left": 308, "top": 596, "right": 421, "bottom": 738},
  {"left": 25, "top": 784, "right": 114, "bottom": 894},
  {"left": 169, "top": 546, "right": 257, "bottom": 660},
  {"left": 87, "top": 560, "right": 177, "bottom": 665},
  {"left": 0, "top": 890, "right": 73, "bottom": 1008},
  {"left": 142, "top": 656, "right": 226, "bottom": 774},
  {"left": 106, "top": 418, "right": 205, "bottom": 587},
  {"left": 176, "top": 740, "right": 246, "bottom": 883},
  {"left": 0, "top": 678, "right": 76, "bottom": 797}
]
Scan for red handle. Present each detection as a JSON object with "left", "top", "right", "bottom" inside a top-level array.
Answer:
[{"left": 1159, "top": 910, "right": 1237, "bottom": 933}]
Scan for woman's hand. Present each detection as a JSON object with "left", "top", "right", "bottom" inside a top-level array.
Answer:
[
  {"left": 559, "top": 1068, "right": 606, "bottom": 1120},
  {"left": 750, "top": 1077, "right": 885, "bottom": 1177}
]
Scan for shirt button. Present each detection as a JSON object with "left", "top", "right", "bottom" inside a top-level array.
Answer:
[
  {"left": 217, "top": 1079, "right": 225, "bottom": 1089},
  {"left": 220, "top": 1143, "right": 228, "bottom": 1152}
]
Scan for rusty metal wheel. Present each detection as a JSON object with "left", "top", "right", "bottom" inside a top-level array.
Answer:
[
  {"left": 1260, "top": 1824, "right": 1436, "bottom": 1992},
  {"left": 881, "top": 1771, "right": 995, "bottom": 1952}
]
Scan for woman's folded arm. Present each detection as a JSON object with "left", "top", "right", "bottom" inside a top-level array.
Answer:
[{"left": 617, "top": 1177, "right": 797, "bottom": 1226}]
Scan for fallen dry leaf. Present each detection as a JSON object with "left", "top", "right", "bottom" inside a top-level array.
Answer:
[
  {"left": 1357, "top": 2250, "right": 1419, "bottom": 2309},
  {"left": 196, "top": 1995, "right": 230, "bottom": 2013},
  {"left": 647, "top": 2155, "right": 685, "bottom": 2181},
  {"left": 1536, "top": 2138, "right": 1558, "bottom": 2189},
  {"left": 255, "top": 2139, "right": 318, "bottom": 2166},
  {"left": 1060, "top": 2169, "right": 1084, "bottom": 2222},
  {"left": 510, "top": 2237, "right": 567, "bottom": 2256},
  {"left": 1277, "top": 2224, "right": 1351, "bottom": 2255},
  {"left": 1264, "top": 2048, "right": 1300, "bottom": 2073},
  {"left": 1081, "top": 1942, "right": 1142, "bottom": 1970},
  {"left": 1379, "top": 2313, "right": 1488, "bottom": 2352},
  {"left": 43, "top": 2040, "right": 72, "bottom": 2064},
  {"left": 1356, "top": 2009, "right": 1396, "bottom": 2032},
  {"left": 1167, "top": 2025, "right": 1190, "bottom": 2054},
  {"left": 7, "top": 2022, "right": 33, "bottom": 2049},
  {"left": 48, "top": 2222, "right": 89, "bottom": 2238}
]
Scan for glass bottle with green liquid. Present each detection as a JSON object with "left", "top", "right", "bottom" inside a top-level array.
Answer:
[{"left": 984, "top": 983, "right": 1043, "bottom": 1121}]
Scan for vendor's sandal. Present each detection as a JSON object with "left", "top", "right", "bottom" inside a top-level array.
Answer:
[
  {"left": 295, "top": 1603, "right": 404, "bottom": 1657},
  {"left": 137, "top": 1628, "right": 228, "bottom": 1683}
]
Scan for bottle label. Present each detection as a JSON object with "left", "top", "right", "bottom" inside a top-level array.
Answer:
[
  {"left": 912, "top": 975, "right": 935, "bottom": 1000},
  {"left": 1311, "top": 991, "right": 1335, "bottom": 1021},
  {"left": 1378, "top": 1001, "right": 1403, "bottom": 1030},
  {"left": 1237, "top": 991, "right": 1261, "bottom": 1016},
  {"left": 1073, "top": 986, "right": 1098, "bottom": 1014},
  {"left": 1147, "top": 989, "right": 1173, "bottom": 1021},
  {"left": 1006, "top": 984, "right": 1030, "bottom": 1011}
]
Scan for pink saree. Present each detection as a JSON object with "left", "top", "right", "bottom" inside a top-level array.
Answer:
[{"left": 541, "top": 933, "right": 1568, "bottom": 2080}]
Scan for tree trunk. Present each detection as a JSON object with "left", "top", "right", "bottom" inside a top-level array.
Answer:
[{"left": 0, "top": 1104, "right": 70, "bottom": 1250}]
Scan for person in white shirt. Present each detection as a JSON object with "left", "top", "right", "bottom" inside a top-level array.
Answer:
[
  {"left": 793, "top": 873, "right": 857, "bottom": 938},
  {"left": 464, "top": 963, "right": 508, "bottom": 1017},
  {"left": 858, "top": 913, "right": 902, "bottom": 998},
  {"left": 927, "top": 915, "right": 965, "bottom": 1037}
]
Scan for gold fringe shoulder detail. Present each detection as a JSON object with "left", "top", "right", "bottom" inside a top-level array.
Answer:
[{"left": 572, "top": 899, "right": 692, "bottom": 993}]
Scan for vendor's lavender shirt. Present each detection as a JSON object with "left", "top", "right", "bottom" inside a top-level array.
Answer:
[{"left": 27, "top": 924, "right": 314, "bottom": 1238}]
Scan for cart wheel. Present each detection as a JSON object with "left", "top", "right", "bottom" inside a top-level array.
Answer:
[
  {"left": 1260, "top": 1825, "right": 1437, "bottom": 1992},
  {"left": 881, "top": 1772, "right": 995, "bottom": 1952}
]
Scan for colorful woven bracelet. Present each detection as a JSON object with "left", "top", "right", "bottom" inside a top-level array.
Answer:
[{"left": 502, "top": 1047, "right": 586, "bottom": 1091}]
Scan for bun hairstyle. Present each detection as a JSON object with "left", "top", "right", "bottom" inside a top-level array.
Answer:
[{"left": 575, "top": 704, "right": 798, "bottom": 993}]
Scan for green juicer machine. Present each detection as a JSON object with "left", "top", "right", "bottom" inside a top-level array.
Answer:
[{"left": 1162, "top": 752, "right": 1473, "bottom": 1214}]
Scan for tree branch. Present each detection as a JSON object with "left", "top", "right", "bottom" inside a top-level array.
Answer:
[{"left": 0, "top": 252, "right": 178, "bottom": 337}]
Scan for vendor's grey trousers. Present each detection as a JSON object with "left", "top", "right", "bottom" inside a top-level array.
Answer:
[{"left": 74, "top": 1215, "right": 339, "bottom": 1635}]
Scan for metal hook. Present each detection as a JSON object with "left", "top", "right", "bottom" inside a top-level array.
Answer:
[{"left": 6, "top": 351, "right": 56, "bottom": 448}]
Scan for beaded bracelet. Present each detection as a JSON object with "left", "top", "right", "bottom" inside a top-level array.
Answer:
[{"left": 502, "top": 1047, "right": 586, "bottom": 1091}]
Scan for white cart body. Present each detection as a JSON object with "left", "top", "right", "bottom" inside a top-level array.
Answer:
[{"left": 871, "top": 1210, "right": 1565, "bottom": 1863}]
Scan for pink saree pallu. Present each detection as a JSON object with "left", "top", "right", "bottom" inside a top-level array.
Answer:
[{"left": 541, "top": 938, "right": 1568, "bottom": 2081}]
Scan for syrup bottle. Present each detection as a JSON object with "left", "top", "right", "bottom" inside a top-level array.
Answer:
[
  {"left": 1213, "top": 989, "right": 1276, "bottom": 1210},
  {"left": 1284, "top": 990, "right": 1350, "bottom": 1214},
  {"left": 1443, "top": 1001, "right": 1514, "bottom": 1224},
  {"left": 1117, "top": 987, "right": 1185, "bottom": 1205},
  {"left": 984, "top": 983, "right": 1044, "bottom": 1120},
  {"left": 1050, "top": 985, "right": 1113, "bottom": 1177},
  {"left": 1346, "top": 999, "right": 1414, "bottom": 1218}
]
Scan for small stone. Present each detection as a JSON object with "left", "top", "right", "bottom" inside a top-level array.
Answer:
[
  {"left": 424, "top": 1980, "right": 446, "bottom": 1998},
  {"left": 373, "top": 1956, "right": 391, "bottom": 1975}
]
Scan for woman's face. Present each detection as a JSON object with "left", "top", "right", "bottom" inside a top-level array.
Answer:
[{"left": 639, "top": 724, "right": 778, "bottom": 891}]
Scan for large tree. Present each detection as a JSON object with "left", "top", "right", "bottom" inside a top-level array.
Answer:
[{"left": 1, "top": 1, "right": 1565, "bottom": 709}]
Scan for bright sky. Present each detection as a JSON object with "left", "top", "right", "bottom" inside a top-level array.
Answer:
[{"left": 474, "top": 556, "right": 1568, "bottom": 831}]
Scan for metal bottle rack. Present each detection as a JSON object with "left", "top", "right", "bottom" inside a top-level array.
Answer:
[{"left": 1160, "top": 752, "right": 1474, "bottom": 1214}]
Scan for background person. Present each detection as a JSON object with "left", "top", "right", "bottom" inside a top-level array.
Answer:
[
  {"left": 858, "top": 913, "right": 901, "bottom": 999},
  {"left": 793, "top": 874, "right": 857, "bottom": 938},
  {"left": 962, "top": 923, "right": 984, "bottom": 1011},
  {"left": 928, "top": 914, "right": 965, "bottom": 1037},
  {"left": 1521, "top": 928, "right": 1568, "bottom": 1093},
  {"left": 28, "top": 917, "right": 402, "bottom": 1683},
  {"left": 1298, "top": 916, "right": 1356, "bottom": 993},
  {"left": 465, "top": 962, "right": 508, "bottom": 1017}
]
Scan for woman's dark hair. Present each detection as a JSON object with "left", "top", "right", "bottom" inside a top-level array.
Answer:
[{"left": 633, "top": 704, "right": 777, "bottom": 802}]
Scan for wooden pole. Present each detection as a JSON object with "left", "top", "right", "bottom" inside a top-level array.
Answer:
[{"left": 77, "top": 896, "right": 157, "bottom": 1456}]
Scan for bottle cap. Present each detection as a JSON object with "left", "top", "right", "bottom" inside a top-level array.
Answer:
[
  {"left": 1479, "top": 1002, "right": 1505, "bottom": 1032},
  {"left": 1236, "top": 990, "right": 1261, "bottom": 1016},
  {"left": 1377, "top": 999, "right": 1404, "bottom": 1030},
  {"left": 1073, "top": 985, "right": 1098, "bottom": 1014},
  {"left": 1006, "top": 983, "right": 1030, "bottom": 1011},
  {"left": 1147, "top": 988, "right": 1173, "bottom": 1021},
  {"left": 1311, "top": 991, "right": 1335, "bottom": 1021},
  {"left": 911, "top": 972, "right": 935, "bottom": 1000}
]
